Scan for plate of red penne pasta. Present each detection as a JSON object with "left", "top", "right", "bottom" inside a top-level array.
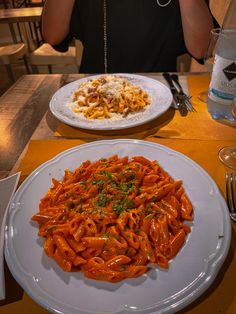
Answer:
[{"left": 5, "top": 140, "right": 231, "bottom": 314}]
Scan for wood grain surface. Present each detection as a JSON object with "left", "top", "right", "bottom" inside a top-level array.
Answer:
[
  {"left": 0, "top": 73, "right": 236, "bottom": 179},
  {"left": 0, "top": 7, "right": 42, "bottom": 23}
]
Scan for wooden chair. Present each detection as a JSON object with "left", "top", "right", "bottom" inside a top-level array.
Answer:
[
  {"left": 28, "top": 39, "right": 83, "bottom": 73},
  {"left": 7, "top": 0, "right": 44, "bottom": 8},
  {"left": 2, "top": 14, "right": 82, "bottom": 75},
  {"left": 0, "top": 43, "right": 30, "bottom": 82},
  {"left": 25, "top": 0, "right": 45, "bottom": 7},
  {"left": 177, "top": 54, "right": 191, "bottom": 72}
]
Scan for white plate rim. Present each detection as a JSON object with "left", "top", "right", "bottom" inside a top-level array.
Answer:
[
  {"left": 4, "top": 139, "right": 231, "bottom": 314},
  {"left": 49, "top": 74, "right": 173, "bottom": 130}
]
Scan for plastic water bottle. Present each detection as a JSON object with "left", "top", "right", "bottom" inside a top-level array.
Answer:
[{"left": 207, "top": 0, "right": 236, "bottom": 121}]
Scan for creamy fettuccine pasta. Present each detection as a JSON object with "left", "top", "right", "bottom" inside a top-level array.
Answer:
[{"left": 71, "top": 75, "right": 151, "bottom": 119}]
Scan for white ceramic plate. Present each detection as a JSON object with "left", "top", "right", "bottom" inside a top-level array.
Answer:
[
  {"left": 5, "top": 140, "right": 231, "bottom": 314},
  {"left": 49, "top": 74, "right": 172, "bottom": 130}
]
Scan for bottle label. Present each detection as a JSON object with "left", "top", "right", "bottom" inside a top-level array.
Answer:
[{"left": 208, "top": 55, "right": 236, "bottom": 105}]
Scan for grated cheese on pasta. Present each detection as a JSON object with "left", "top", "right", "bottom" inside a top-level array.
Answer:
[{"left": 71, "top": 75, "right": 151, "bottom": 119}]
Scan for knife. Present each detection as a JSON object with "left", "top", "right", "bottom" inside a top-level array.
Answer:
[
  {"left": 171, "top": 74, "right": 196, "bottom": 112},
  {"left": 162, "top": 72, "right": 188, "bottom": 116},
  {"left": 162, "top": 72, "right": 179, "bottom": 109}
]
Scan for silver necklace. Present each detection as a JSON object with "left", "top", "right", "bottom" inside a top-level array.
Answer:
[
  {"left": 103, "top": 0, "right": 108, "bottom": 73},
  {"left": 156, "top": 0, "right": 172, "bottom": 7}
]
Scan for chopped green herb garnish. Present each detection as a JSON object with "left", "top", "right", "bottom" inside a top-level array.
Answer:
[
  {"left": 145, "top": 213, "right": 154, "bottom": 220},
  {"left": 120, "top": 181, "right": 135, "bottom": 192},
  {"left": 101, "top": 170, "right": 113, "bottom": 180},
  {"left": 113, "top": 203, "right": 123, "bottom": 215},
  {"left": 75, "top": 206, "right": 83, "bottom": 213},
  {"left": 96, "top": 193, "right": 110, "bottom": 207},
  {"left": 79, "top": 179, "right": 87, "bottom": 190}
]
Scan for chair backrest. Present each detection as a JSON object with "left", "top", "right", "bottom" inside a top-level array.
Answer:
[
  {"left": 209, "top": 0, "right": 231, "bottom": 26},
  {"left": 17, "top": 21, "right": 83, "bottom": 66},
  {"left": 9, "top": 0, "right": 45, "bottom": 8},
  {"left": 177, "top": 54, "right": 191, "bottom": 72},
  {"left": 75, "top": 39, "right": 83, "bottom": 67},
  {"left": 18, "top": 22, "right": 39, "bottom": 52}
]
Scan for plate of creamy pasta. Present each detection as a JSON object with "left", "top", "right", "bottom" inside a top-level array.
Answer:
[
  {"left": 49, "top": 74, "right": 172, "bottom": 130},
  {"left": 5, "top": 140, "right": 231, "bottom": 314}
]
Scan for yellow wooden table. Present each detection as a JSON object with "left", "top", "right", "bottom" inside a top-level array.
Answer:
[
  {"left": 1, "top": 138, "right": 235, "bottom": 314},
  {"left": 0, "top": 73, "right": 236, "bottom": 313}
]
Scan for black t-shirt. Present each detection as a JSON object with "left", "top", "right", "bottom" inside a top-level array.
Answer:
[{"left": 53, "top": 0, "right": 217, "bottom": 73}]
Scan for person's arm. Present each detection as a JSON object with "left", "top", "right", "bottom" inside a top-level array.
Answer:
[
  {"left": 41, "top": 0, "right": 75, "bottom": 45},
  {"left": 179, "top": 0, "right": 214, "bottom": 59}
]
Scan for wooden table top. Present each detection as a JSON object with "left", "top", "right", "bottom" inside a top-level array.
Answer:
[
  {"left": 0, "top": 72, "right": 236, "bottom": 314},
  {"left": 0, "top": 73, "right": 235, "bottom": 179},
  {"left": 0, "top": 7, "right": 42, "bottom": 23}
]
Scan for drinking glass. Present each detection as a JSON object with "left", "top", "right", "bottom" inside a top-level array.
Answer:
[
  {"left": 219, "top": 146, "right": 236, "bottom": 171},
  {"left": 198, "top": 28, "right": 221, "bottom": 103}
]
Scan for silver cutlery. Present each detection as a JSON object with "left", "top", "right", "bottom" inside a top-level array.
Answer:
[
  {"left": 171, "top": 74, "right": 196, "bottom": 112},
  {"left": 162, "top": 72, "right": 188, "bottom": 116},
  {"left": 218, "top": 146, "right": 236, "bottom": 222},
  {"left": 225, "top": 171, "right": 236, "bottom": 222}
]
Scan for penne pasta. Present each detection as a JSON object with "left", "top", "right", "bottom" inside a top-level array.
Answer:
[{"left": 32, "top": 155, "right": 193, "bottom": 282}]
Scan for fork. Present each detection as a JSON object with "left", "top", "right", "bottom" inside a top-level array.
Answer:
[
  {"left": 171, "top": 74, "right": 197, "bottom": 112},
  {"left": 225, "top": 171, "right": 236, "bottom": 222}
]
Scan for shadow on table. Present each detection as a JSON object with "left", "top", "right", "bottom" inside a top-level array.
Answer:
[
  {"left": 47, "top": 107, "right": 176, "bottom": 140},
  {"left": 0, "top": 262, "right": 24, "bottom": 306}
]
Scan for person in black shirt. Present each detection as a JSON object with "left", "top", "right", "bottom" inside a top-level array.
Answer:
[{"left": 41, "top": 0, "right": 218, "bottom": 73}]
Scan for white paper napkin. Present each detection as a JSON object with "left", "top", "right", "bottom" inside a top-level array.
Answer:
[
  {"left": 151, "top": 75, "right": 190, "bottom": 109},
  {"left": 0, "top": 172, "right": 21, "bottom": 300}
]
